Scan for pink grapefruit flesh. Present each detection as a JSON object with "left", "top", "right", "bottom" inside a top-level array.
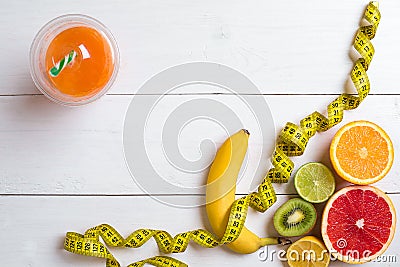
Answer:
[{"left": 321, "top": 186, "right": 396, "bottom": 264}]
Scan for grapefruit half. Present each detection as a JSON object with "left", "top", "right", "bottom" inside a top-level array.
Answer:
[{"left": 321, "top": 186, "right": 396, "bottom": 264}]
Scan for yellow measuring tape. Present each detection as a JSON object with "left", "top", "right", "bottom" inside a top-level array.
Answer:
[{"left": 64, "top": 2, "right": 380, "bottom": 266}]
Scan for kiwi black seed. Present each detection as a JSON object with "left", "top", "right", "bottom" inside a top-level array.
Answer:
[{"left": 273, "top": 198, "right": 317, "bottom": 237}]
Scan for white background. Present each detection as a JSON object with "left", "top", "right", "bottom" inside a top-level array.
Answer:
[{"left": 0, "top": 0, "right": 399, "bottom": 266}]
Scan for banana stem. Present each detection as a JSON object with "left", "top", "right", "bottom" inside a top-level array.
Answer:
[{"left": 260, "top": 237, "right": 292, "bottom": 246}]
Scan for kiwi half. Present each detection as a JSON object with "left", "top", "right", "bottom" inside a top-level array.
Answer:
[{"left": 273, "top": 198, "right": 317, "bottom": 237}]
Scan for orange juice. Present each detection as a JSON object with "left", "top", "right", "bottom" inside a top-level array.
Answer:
[
  {"left": 30, "top": 15, "right": 119, "bottom": 105},
  {"left": 45, "top": 26, "right": 114, "bottom": 97}
]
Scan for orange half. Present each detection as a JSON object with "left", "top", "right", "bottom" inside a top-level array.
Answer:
[{"left": 330, "top": 120, "right": 393, "bottom": 185}]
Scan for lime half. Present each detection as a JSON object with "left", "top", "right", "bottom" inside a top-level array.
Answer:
[{"left": 294, "top": 162, "right": 335, "bottom": 203}]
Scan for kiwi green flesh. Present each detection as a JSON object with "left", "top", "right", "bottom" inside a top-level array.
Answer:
[{"left": 273, "top": 198, "right": 317, "bottom": 237}]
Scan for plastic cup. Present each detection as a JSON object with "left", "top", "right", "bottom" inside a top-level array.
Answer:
[{"left": 30, "top": 14, "right": 120, "bottom": 106}]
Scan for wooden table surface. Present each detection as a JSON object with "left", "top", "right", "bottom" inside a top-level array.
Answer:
[{"left": 1, "top": 0, "right": 399, "bottom": 266}]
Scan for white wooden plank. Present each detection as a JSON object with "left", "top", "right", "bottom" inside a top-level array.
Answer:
[
  {"left": 0, "top": 94, "right": 399, "bottom": 195},
  {"left": 0, "top": 0, "right": 398, "bottom": 95},
  {"left": 1, "top": 194, "right": 399, "bottom": 266},
  {"left": 1, "top": 2, "right": 399, "bottom": 267}
]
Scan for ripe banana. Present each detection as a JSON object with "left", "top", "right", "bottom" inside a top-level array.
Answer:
[{"left": 206, "top": 129, "right": 289, "bottom": 254}]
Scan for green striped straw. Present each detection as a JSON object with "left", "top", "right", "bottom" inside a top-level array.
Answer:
[{"left": 49, "top": 50, "right": 77, "bottom": 77}]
